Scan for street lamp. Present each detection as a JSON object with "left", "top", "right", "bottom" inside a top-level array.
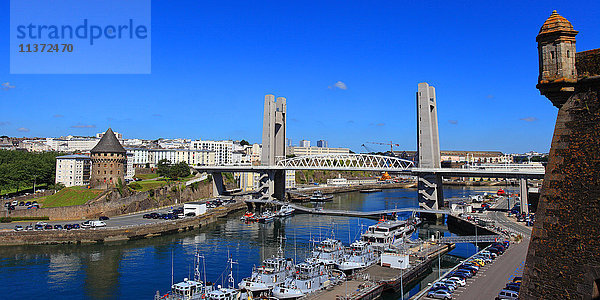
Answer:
[{"left": 436, "top": 230, "right": 441, "bottom": 279}]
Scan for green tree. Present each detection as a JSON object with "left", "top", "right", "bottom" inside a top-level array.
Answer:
[
  {"left": 156, "top": 159, "right": 172, "bottom": 177},
  {"left": 240, "top": 140, "right": 250, "bottom": 146}
]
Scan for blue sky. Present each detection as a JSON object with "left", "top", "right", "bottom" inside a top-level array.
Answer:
[{"left": 1, "top": 0, "right": 599, "bottom": 153}]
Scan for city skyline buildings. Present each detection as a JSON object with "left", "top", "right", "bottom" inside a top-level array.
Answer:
[{"left": 2, "top": 2, "right": 598, "bottom": 153}]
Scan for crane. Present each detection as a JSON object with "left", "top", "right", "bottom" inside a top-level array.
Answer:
[{"left": 366, "top": 141, "right": 400, "bottom": 154}]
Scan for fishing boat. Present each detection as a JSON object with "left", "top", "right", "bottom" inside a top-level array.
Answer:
[
  {"left": 276, "top": 204, "right": 295, "bottom": 217},
  {"left": 309, "top": 191, "right": 333, "bottom": 202},
  {"left": 271, "top": 261, "right": 332, "bottom": 299},
  {"left": 337, "top": 240, "right": 379, "bottom": 271}
]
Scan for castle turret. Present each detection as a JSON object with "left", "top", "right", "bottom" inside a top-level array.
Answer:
[
  {"left": 90, "top": 128, "right": 126, "bottom": 189},
  {"left": 536, "top": 10, "right": 578, "bottom": 108}
]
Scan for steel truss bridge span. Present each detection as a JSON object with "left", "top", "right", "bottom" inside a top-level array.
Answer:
[{"left": 275, "top": 153, "right": 414, "bottom": 171}]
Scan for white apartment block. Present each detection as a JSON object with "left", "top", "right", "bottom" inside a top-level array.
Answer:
[
  {"left": 190, "top": 140, "right": 233, "bottom": 165},
  {"left": 288, "top": 146, "right": 350, "bottom": 156},
  {"left": 126, "top": 152, "right": 135, "bottom": 180},
  {"left": 55, "top": 154, "right": 91, "bottom": 187},
  {"left": 127, "top": 148, "right": 150, "bottom": 167},
  {"left": 299, "top": 140, "right": 310, "bottom": 147}
]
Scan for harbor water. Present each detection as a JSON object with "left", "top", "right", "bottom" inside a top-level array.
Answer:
[{"left": 0, "top": 185, "right": 516, "bottom": 300}]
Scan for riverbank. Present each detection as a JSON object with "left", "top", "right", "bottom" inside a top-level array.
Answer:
[{"left": 0, "top": 201, "right": 245, "bottom": 246}]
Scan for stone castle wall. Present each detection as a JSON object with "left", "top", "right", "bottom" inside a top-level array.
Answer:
[
  {"left": 521, "top": 78, "right": 600, "bottom": 299},
  {"left": 576, "top": 49, "right": 600, "bottom": 78},
  {"left": 8, "top": 180, "right": 213, "bottom": 220}
]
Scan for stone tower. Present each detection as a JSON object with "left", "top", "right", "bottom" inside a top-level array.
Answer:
[
  {"left": 520, "top": 11, "right": 600, "bottom": 299},
  {"left": 536, "top": 10, "right": 578, "bottom": 108},
  {"left": 90, "top": 128, "right": 127, "bottom": 189}
]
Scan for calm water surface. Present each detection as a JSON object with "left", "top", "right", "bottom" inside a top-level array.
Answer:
[{"left": 0, "top": 185, "right": 516, "bottom": 299}]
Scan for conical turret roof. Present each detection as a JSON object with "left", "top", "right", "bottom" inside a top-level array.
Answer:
[{"left": 91, "top": 128, "right": 126, "bottom": 153}]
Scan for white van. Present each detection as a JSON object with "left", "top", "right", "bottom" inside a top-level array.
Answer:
[
  {"left": 90, "top": 221, "right": 106, "bottom": 228},
  {"left": 496, "top": 289, "right": 519, "bottom": 299}
]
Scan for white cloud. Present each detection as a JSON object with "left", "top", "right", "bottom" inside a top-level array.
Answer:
[
  {"left": 448, "top": 120, "right": 458, "bottom": 125},
  {"left": 53, "top": 114, "right": 64, "bottom": 118},
  {"left": 17, "top": 127, "right": 30, "bottom": 132},
  {"left": 519, "top": 117, "right": 538, "bottom": 122},
  {"left": 71, "top": 124, "right": 96, "bottom": 128},
  {"left": 328, "top": 81, "right": 347, "bottom": 90}
]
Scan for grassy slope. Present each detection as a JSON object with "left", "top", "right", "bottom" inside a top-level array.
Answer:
[
  {"left": 37, "top": 187, "right": 103, "bottom": 208},
  {"left": 136, "top": 173, "right": 159, "bottom": 180},
  {"left": 131, "top": 180, "right": 168, "bottom": 192}
]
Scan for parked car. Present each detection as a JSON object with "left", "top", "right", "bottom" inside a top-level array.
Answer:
[
  {"left": 36, "top": 221, "right": 48, "bottom": 226},
  {"left": 18, "top": 201, "right": 25, "bottom": 206},
  {"left": 99, "top": 216, "right": 109, "bottom": 221},
  {"left": 11, "top": 200, "right": 18, "bottom": 206},
  {"left": 54, "top": 224, "right": 63, "bottom": 230},
  {"left": 72, "top": 224, "right": 81, "bottom": 229},
  {"left": 25, "top": 201, "right": 31, "bottom": 206},
  {"left": 445, "top": 277, "right": 466, "bottom": 287},
  {"left": 512, "top": 277, "right": 522, "bottom": 284},
  {"left": 496, "top": 289, "right": 519, "bottom": 300},
  {"left": 143, "top": 214, "right": 151, "bottom": 219},
  {"left": 25, "top": 225, "right": 33, "bottom": 231},
  {"left": 35, "top": 224, "right": 44, "bottom": 230},
  {"left": 14, "top": 225, "right": 24, "bottom": 231},
  {"left": 505, "top": 283, "right": 520, "bottom": 292},
  {"left": 432, "top": 282, "right": 455, "bottom": 292},
  {"left": 81, "top": 220, "right": 92, "bottom": 228},
  {"left": 427, "top": 289, "right": 453, "bottom": 300},
  {"left": 185, "top": 212, "right": 195, "bottom": 217},
  {"left": 44, "top": 225, "right": 53, "bottom": 230},
  {"left": 64, "top": 224, "right": 73, "bottom": 230}
]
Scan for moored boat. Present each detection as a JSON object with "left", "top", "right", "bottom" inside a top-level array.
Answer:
[
  {"left": 309, "top": 191, "right": 333, "bottom": 202},
  {"left": 337, "top": 240, "right": 379, "bottom": 271},
  {"left": 271, "top": 261, "right": 332, "bottom": 299},
  {"left": 276, "top": 204, "right": 295, "bottom": 217}
]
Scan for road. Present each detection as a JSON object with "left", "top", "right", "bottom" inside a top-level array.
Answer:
[
  {"left": 451, "top": 197, "right": 531, "bottom": 300},
  {"left": 0, "top": 197, "right": 232, "bottom": 231}
]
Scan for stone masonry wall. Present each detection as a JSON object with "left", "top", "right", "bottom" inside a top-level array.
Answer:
[
  {"left": 521, "top": 79, "right": 600, "bottom": 299},
  {"left": 7, "top": 180, "right": 213, "bottom": 220}
]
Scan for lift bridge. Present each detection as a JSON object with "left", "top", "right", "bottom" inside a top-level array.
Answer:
[{"left": 194, "top": 88, "right": 545, "bottom": 213}]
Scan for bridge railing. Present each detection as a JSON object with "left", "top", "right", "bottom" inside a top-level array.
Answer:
[{"left": 276, "top": 154, "right": 414, "bottom": 170}]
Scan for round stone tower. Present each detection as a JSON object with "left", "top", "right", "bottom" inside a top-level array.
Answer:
[
  {"left": 90, "top": 128, "right": 126, "bottom": 189},
  {"left": 536, "top": 10, "right": 578, "bottom": 108}
]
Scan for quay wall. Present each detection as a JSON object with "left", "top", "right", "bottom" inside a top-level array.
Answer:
[
  {"left": 0, "top": 201, "right": 245, "bottom": 246},
  {"left": 6, "top": 180, "right": 213, "bottom": 221}
]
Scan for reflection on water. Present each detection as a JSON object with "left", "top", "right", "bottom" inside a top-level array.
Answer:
[{"left": 0, "top": 186, "right": 516, "bottom": 300}]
